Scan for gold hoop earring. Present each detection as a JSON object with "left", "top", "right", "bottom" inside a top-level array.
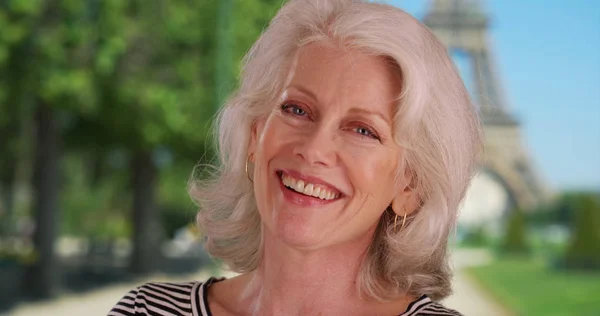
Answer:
[
  {"left": 245, "top": 154, "right": 254, "bottom": 183},
  {"left": 394, "top": 210, "right": 407, "bottom": 233}
]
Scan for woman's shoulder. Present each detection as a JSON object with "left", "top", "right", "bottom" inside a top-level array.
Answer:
[
  {"left": 400, "top": 295, "right": 463, "bottom": 316},
  {"left": 108, "top": 278, "right": 222, "bottom": 316}
]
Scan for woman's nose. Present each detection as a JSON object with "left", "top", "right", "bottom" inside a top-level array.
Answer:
[{"left": 292, "top": 127, "right": 337, "bottom": 168}]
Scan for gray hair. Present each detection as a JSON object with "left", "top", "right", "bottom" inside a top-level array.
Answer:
[{"left": 189, "top": 0, "right": 483, "bottom": 301}]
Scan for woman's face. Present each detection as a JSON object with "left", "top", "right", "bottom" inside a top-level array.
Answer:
[{"left": 250, "top": 43, "right": 412, "bottom": 249}]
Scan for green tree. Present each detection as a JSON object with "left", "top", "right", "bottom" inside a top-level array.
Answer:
[
  {"left": 91, "top": 0, "right": 283, "bottom": 274},
  {"left": 0, "top": 0, "right": 101, "bottom": 297},
  {"left": 0, "top": 0, "right": 286, "bottom": 296},
  {"left": 89, "top": 0, "right": 218, "bottom": 274},
  {"left": 500, "top": 209, "right": 530, "bottom": 255},
  {"left": 564, "top": 194, "right": 600, "bottom": 270},
  {"left": 0, "top": 0, "right": 40, "bottom": 233}
]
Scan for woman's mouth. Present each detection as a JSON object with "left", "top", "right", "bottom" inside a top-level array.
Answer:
[{"left": 276, "top": 170, "right": 342, "bottom": 204}]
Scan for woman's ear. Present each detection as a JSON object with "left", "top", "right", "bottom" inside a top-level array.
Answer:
[
  {"left": 390, "top": 185, "right": 420, "bottom": 217},
  {"left": 390, "top": 168, "right": 420, "bottom": 216},
  {"left": 248, "top": 119, "right": 266, "bottom": 158}
]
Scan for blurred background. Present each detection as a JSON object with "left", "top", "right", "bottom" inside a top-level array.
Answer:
[{"left": 0, "top": 0, "right": 598, "bottom": 315}]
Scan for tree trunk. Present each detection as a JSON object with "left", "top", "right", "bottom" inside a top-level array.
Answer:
[
  {"left": 88, "top": 151, "right": 104, "bottom": 189},
  {"left": 129, "top": 150, "right": 162, "bottom": 274},
  {"left": 24, "top": 101, "right": 61, "bottom": 298},
  {"left": 0, "top": 37, "right": 30, "bottom": 233},
  {"left": 0, "top": 151, "right": 17, "bottom": 233}
]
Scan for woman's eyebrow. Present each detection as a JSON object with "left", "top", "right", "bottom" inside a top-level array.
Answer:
[
  {"left": 287, "top": 85, "right": 319, "bottom": 103},
  {"left": 347, "top": 107, "right": 392, "bottom": 125},
  {"left": 287, "top": 85, "right": 393, "bottom": 126}
]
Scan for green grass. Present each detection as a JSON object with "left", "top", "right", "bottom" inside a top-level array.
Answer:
[{"left": 468, "top": 257, "right": 600, "bottom": 316}]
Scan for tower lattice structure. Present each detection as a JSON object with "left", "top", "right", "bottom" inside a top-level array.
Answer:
[{"left": 424, "top": 0, "right": 548, "bottom": 210}]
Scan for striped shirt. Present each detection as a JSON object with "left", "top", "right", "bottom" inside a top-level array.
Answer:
[{"left": 108, "top": 277, "right": 462, "bottom": 316}]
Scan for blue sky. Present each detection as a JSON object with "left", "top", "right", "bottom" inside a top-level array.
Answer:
[{"left": 385, "top": 0, "right": 600, "bottom": 191}]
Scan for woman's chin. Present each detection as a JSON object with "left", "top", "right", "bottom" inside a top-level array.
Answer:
[{"left": 271, "top": 217, "right": 330, "bottom": 249}]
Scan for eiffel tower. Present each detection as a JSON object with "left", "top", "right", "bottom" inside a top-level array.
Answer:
[{"left": 423, "top": 0, "right": 548, "bottom": 215}]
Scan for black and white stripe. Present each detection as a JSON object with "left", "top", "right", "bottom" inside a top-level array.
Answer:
[
  {"left": 400, "top": 298, "right": 463, "bottom": 316},
  {"left": 109, "top": 281, "right": 201, "bottom": 316},
  {"left": 108, "top": 278, "right": 462, "bottom": 315}
]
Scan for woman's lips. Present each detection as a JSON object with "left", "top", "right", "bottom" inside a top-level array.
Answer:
[
  {"left": 276, "top": 170, "right": 343, "bottom": 207},
  {"left": 277, "top": 169, "right": 344, "bottom": 196},
  {"left": 278, "top": 178, "right": 341, "bottom": 206}
]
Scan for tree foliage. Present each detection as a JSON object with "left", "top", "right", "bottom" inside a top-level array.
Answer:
[
  {"left": 564, "top": 194, "right": 600, "bottom": 270},
  {"left": 0, "top": 0, "right": 284, "bottom": 296},
  {"left": 500, "top": 209, "right": 530, "bottom": 255}
]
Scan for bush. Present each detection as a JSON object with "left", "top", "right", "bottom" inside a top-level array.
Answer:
[
  {"left": 160, "top": 204, "right": 196, "bottom": 239},
  {"left": 563, "top": 195, "right": 600, "bottom": 270},
  {"left": 500, "top": 209, "right": 530, "bottom": 255},
  {"left": 460, "top": 226, "right": 491, "bottom": 247}
]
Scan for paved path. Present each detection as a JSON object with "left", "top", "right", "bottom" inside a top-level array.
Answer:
[
  {"left": 5, "top": 249, "right": 511, "bottom": 316},
  {"left": 5, "top": 269, "right": 238, "bottom": 316},
  {"left": 443, "top": 271, "right": 513, "bottom": 316},
  {"left": 443, "top": 248, "right": 514, "bottom": 316}
]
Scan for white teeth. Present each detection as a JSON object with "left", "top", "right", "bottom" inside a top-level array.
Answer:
[
  {"left": 319, "top": 190, "right": 327, "bottom": 200},
  {"left": 313, "top": 187, "right": 321, "bottom": 198},
  {"left": 296, "top": 180, "right": 305, "bottom": 192},
  {"left": 304, "top": 183, "right": 314, "bottom": 195},
  {"left": 280, "top": 173, "right": 339, "bottom": 200}
]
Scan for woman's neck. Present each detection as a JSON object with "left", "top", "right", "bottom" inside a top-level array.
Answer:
[
  {"left": 209, "top": 229, "right": 414, "bottom": 316},
  {"left": 249, "top": 236, "right": 369, "bottom": 314}
]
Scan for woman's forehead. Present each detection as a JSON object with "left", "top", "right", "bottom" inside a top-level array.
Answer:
[{"left": 286, "top": 43, "right": 401, "bottom": 114}]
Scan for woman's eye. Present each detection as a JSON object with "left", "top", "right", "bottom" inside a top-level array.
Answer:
[
  {"left": 281, "top": 103, "right": 307, "bottom": 117},
  {"left": 353, "top": 126, "right": 379, "bottom": 140}
]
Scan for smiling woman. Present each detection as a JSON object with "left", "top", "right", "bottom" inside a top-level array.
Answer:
[
  {"left": 252, "top": 43, "right": 405, "bottom": 250},
  {"left": 109, "top": 0, "right": 483, "bottom": 315}
]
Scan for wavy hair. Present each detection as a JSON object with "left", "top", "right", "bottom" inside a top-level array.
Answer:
[{"left": 189, "top": 0, "right": 483, "bottom": 301}]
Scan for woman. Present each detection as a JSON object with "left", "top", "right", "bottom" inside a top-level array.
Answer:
[{"left": 109, "top": 0, "right": 482, "bottom": 315}]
